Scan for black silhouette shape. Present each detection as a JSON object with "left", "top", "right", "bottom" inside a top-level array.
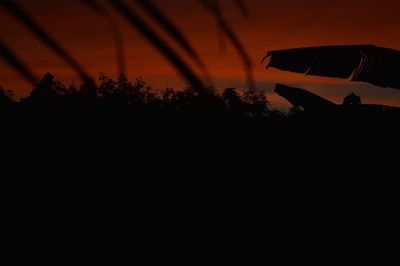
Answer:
[
  {"left": 274, "top": 83, "right": 400, "bottom": 116},
  {"left": 1, "top": 71, "right": 400, "bottom": 135},
  {"left": 263, "top": 45, "right": 400, "bottom": 90},
  {"left": 0, "top": 87, "right": 14, "bottom": 104},
  {"left": 29, "top": 72, "right": 58, "bottom": 103},
  {"left": 275, "top": 84, "right": 336, "bottom": 111},
  {"left": 263, "top": 45, "right": 400, "bottom": 117},
  {"left": 343, "top": 93, "right": 362, "bottom": 106},
  {"left": 1, "top": 72, "right": 272, "bottom": 120}
]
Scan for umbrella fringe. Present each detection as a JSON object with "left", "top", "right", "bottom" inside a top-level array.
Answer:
[{"left": 264, "top": 45, "right": 400, "bottom": 90}]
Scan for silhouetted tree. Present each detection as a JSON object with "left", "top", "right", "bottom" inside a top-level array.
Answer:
[
  {"left": 79, "top": 78, "right": 98, "bottom": 103},
  {"left": 7, "top": 72, "right": 398, "bottom": 128},
  {"left": 222, "top": 88, "right": 243, "bottom": 117},
  {"left": 0, "top": 87, "right": 14, "bottom": 104},
  {"left": 28, "top": 72, "right": 61, "bottom": 103},
  {"left": 241, "top": 89, "right": 269, "bottom": 119}
]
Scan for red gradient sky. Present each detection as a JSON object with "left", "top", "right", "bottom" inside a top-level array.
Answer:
[{"left": 1, "top": 0, "right": 400, "bottom": 106}]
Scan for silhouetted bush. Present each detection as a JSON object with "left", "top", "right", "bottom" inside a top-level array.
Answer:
[
  {"left": 7, "top": 73, "right": 276, "bottom": 121},
  {"left": 3, "top": 72, "right": 399, "bottom": 132},
  {"left": 0, "top": 87, "right": 15, "bottom": 104}
]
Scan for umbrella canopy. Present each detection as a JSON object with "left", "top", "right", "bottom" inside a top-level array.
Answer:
[{"left": 263, "top": 45, "right": 400, "bottom": 90}]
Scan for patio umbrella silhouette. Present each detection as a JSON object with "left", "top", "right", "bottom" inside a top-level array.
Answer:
[{"left": 262, "top": 45, "right": 400, "bottom": 90}]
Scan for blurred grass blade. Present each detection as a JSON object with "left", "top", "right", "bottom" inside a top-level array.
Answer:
[
  {"left": 234, "top": 0, "right": 250, "bottom": 17},
  {"left": 0, "top": 40, "right": 38, "bottom": 85},
  {"left": 199, "top": 0, "right": 255, "bottom": 90},
  {"left": 81, "top": 0, "right": 126, "bottom": 77},
  {"left": 135, "top": 0, "right": 209, "bottom": 78},
  {"left": 109, "top": 0, "right": 210, "bottom": 95},
  {"left": 211, "top": 1, "right": 226, "bottom": 53},
  {"left": 218, "top": 26, "right": 227, "bottom": 53},
  {"left": 0, "top": 0, "right": 90, "bottom": 82}
]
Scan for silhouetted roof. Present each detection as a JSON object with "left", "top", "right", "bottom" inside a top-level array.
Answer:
[{"left": 263, "top": 45, "right": 400, "bottom": 89}]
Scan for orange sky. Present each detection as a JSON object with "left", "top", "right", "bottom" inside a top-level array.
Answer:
[{"left": 1, "top": 0, "right": 400, "bottom": 107}]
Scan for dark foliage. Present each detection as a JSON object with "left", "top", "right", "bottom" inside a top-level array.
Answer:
[
  {"left": 2, "top": 73, "right": 400, "bottom": 140},
  {"left": 0, "top": 87, "right": 14, "bottom": 104},
  {"left": 5, "top": 73, "right": 271, "bottom": 121}
]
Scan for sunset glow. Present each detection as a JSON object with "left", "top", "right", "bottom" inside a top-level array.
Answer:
[{"left": 1, "top": 0, "right": 400, "bottom": 106}]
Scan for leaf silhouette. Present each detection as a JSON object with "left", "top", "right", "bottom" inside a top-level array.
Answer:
[
  {"left": 135, "top": 0, "right": 210, "bottom": 80},
  {"left": 81, "top": 0, "right": 126, "bottom": 77},
  {"left": 199, "top": 0, "right": 255, "bottom": 90},
  {"left": 234, "top": 0, "right": 250, "bottom": 17},
  {"left": 0, "top": 39, "right": 38, "bottom": 85},
  {"left": 0, "top": 0, "right": 90, "bottom": 82},
  {"left": 264, "top": 45, "right": 400, "bottom": 90},
  {"left": 108, "top": 0, "right": 211, "bottom": 96}
]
